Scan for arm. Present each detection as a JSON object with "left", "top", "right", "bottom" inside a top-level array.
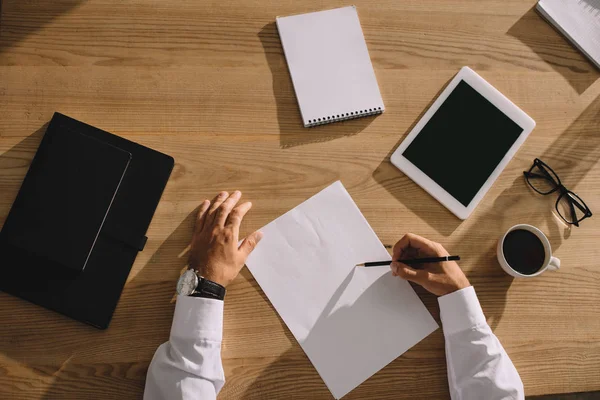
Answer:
[
  {"left": 144, "top": 191, "right": 263, "bottom": 400},
  {"left": 144, "top": 297, "right": 225, "bottom": 400},
  {"left": 391, "top": 233, "right": 524, "bottom": 400},
  {"left": 439, "top": 287, "right": 524, "bottom": 400}
]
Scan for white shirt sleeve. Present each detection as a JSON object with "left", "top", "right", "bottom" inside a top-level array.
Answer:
[
  {"left": 143, "top": 295, "right": 225, "bottom": 400},
  {"left": 439, "top": 286, "right": 524, "bottom": 400}
]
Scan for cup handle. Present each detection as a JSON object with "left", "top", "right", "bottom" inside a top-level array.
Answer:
[{"left": 547, "top": 256, "right": 561, "bottom": 271}]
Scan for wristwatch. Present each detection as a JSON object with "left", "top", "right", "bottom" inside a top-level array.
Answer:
[{"left": 176, "top": 269, "right": 226, "bottom": 300}]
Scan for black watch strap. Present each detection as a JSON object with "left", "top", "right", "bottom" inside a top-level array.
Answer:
[{"left": 190, "top": 278, "right": 226, "bottom": 301}]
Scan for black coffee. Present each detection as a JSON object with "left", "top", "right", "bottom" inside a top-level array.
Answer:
[{"left": 502, "top": 229, "right": 546, "bottom": 275}]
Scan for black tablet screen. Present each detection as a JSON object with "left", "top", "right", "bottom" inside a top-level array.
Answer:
[{"left": 402, "top": 80, "right": 524, "bottom": 207}]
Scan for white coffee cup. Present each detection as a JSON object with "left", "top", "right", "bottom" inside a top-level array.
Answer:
[{"left": 497, "top": 224, "right": 560, "bottom": 278}]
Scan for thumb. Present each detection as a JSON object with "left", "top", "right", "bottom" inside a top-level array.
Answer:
[
  {"left": 240, "top": 231, "right": 263, "bottom": 256},
  {"left": 393, "top": 262, "right": 428, "bottom": 285}
]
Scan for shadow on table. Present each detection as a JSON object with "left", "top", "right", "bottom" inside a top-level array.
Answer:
[
  {"left": 241, "top": 348, "right": 331, "bottom": 400},
  {"left": 0, "top": 0, "right": 84, "bottom": 54},
  {"left": 466, "top": 240, "right": 515, "bottom": 332},
  {"left": 372, "top": 75, "right": 462, "bottom": 237},
  {"left": 233, "top": 267, "right": 332, "bottom": 399},
  {"left": 507, "top": 7, "right": 599, "bottom": 95},
  {"left": 0, "top": 121, "right": 195, "bottom": 399},
  {"left": 240, "top": 271, "right": 449, "bottom": 400},
  {"left": 258, "top": 22, "right": 374, "bottom": 149},
  {"left": 0, "top": 124, "right": 93, "bottom": 398},
  {"left": 537, "top": 96, "right": 600, "bottom": 186},
  {"left": 0, "top": 123, "right": 47, "bottom": 226},
  {"left": 33, "top": 207, "right": 197, "bottom": 399},
  {"left": 533, "top": 93, "right": 600, "bottom": 241},
  {"left": 469, "top": 94, "right": 600, "bottom": 260},
  {"left": 459, "top": 93, "right": 600, "bottom": 333},
  {"left": 527, "top": 391, "right": 600, "bottom": 400},
  {"left": 300, "top": 270, "right": 444, "bottom": 398}
]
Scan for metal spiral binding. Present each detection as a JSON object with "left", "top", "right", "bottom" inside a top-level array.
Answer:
[{"left": 306, "top": 107, "right": 384, "bottom": 127}]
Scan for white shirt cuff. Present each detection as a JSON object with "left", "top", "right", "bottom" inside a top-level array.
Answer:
[
  {"left": 171, "top": 295, "right": 224, "bottom": 342},
  {"left": 438, "top": 286, "right": 487, "bottom": 336}
]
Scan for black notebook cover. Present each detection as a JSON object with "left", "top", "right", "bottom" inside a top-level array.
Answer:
[
  {"left": 0, "top": 113, "right": 174, "bottom": 329},
  {"left": 2, "top": 127, "right": 132, "bottom": 272}
]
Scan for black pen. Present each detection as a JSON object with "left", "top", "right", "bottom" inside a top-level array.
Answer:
[{"left": 356, "top": 255, "right": 460, "bottom": 268}]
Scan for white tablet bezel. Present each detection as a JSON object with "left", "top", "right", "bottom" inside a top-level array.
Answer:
[{"left": 390, "top": 66, "right": 536, "bottom": 220}]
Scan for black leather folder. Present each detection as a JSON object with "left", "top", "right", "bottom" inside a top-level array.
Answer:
[{"left": 0, "top": 113, "right": 174, "bottom": 329}]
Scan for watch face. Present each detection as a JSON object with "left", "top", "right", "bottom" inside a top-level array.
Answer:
[{"left": 176, "top": 269, "right": 198, "bottom": 296}]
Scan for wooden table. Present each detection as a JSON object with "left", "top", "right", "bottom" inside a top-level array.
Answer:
[{"left": 1, "top": 1, "right": 599, "bottom": 398}]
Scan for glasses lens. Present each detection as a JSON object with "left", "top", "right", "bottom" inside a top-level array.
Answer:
[
  {"left": 557, "top": 191, "right": 589, "bottom": 224},
  {"left": 526, "top": 160, "right": 560, "bottom": 194}
]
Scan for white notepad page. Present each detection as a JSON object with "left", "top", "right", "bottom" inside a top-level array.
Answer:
[
  {"left": 276, "top": 6, "right": 385, "bottom": 127},
  {"left": 245, "top": 181, "right": 438, "bottom": 399},
  {"left": 537, "top": 0, "right": 600, "bottom": 69}
]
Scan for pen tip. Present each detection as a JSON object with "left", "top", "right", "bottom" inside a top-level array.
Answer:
[{"left": 355, "top": 263, "right": 364, "bottom": 267}]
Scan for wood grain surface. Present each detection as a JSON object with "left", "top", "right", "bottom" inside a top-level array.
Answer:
[{"left": 1, "top": 0, "right": 599, "bottom": 399}]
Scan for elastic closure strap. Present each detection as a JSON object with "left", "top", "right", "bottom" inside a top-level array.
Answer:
[{"left": 101, "top": 227, "right": 148, "bottom": 251}]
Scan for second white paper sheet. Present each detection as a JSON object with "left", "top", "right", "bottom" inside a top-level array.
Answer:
[{"left": 245, "top": 181, "right": 438, "bottom": 399}]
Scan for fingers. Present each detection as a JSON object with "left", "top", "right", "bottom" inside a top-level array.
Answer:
[
  {"left": 392, "top": 233, "right": 438, "bottom": 261},
  {"left": 195, "top": 200, "right": 211, "bottom": 233},
  {"left": 392, "top": 233, "right": 421, "bottom": 261},
  {"left": 239, "top": 231, "right": 264, "bottom": 256},
  {"left": 226, "top": 201, "right": 253, "bottom": 238},
  {"left": 215, "top": 191, "right": 242, "bottom": 227},
  {"left": 206, "top": 191, "right": 229, "bottom": 227},
  {"left": 391, "top": 261, "right": 429, "bottom": 285}
]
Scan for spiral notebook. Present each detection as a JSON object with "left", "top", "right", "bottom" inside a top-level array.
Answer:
[{"left": 276, "top": 6, "right": 385, "bottom": 128}]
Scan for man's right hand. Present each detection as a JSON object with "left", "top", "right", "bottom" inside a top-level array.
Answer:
[
  {"left": 390, "top": 233, "right": 470, "bottom": 296},
  {"left": 188, "top": 191, "right": 262, "bottom": 288}
]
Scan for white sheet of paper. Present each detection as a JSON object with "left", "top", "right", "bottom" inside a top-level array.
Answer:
[{"left": 245, "top": 181, "right": 438, "bottom": 399}]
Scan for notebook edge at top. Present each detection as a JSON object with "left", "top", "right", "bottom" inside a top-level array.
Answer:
[
  {"left": 275, "top": 5, "right": 357, "bottom": 22},
  {"left": 535, "top": 0, "right": 600, "bottom": 69}
]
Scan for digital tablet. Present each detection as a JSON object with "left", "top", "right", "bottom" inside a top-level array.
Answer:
[{"left": 390, "top": 67, "right": 535, "bottom": 220}]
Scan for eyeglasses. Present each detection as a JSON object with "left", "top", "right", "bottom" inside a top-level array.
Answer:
[{"left": 523, "top": 158, "right": 592, "bottom": 227}]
